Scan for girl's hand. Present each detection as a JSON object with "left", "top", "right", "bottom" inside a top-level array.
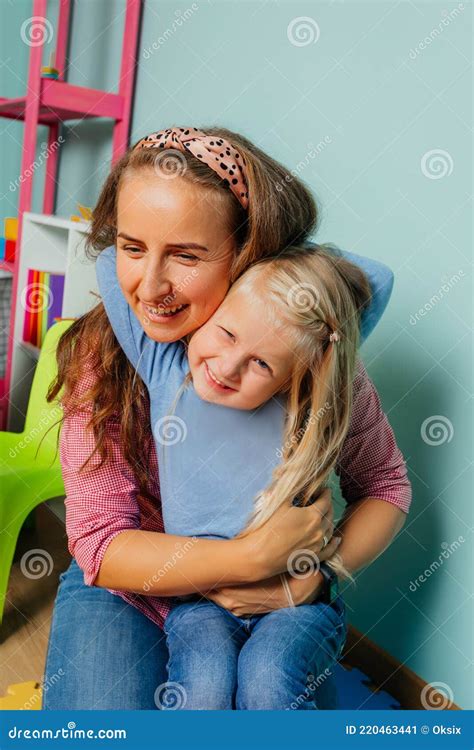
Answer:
[
  {"left": 245, "top": 487, "right": 337, "bottom": 579},
  {"left": 207, "top": 571, "right": 325, "bottom": 618}
]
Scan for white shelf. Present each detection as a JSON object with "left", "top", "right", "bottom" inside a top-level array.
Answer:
[
  {"left": 8, "top": 213, "right": 99, "bottom": 431},
  {"left": 23, "top": 211, "right": 91, "bottom": 233}
]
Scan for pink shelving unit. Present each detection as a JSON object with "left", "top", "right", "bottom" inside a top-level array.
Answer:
[{"left": 0, "top": 0, "right": 142, "bottom": 428}]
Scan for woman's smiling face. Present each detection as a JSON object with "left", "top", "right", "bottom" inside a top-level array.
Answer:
[{"left": 116, "top": 172, "right": 236, "bottom": 343}]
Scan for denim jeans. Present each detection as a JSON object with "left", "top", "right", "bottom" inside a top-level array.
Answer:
[
  {"left": 43, "top": 558, "right": 169, "bottom": 710},
  {"left": 43, "top": 558, "right": 345, "bottom": 710},
  {"left": 164, "top": 595, "right": 347, "bottom": 710}
]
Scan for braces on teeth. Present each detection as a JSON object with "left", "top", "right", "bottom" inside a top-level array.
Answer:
[{"left": 146, "top": 304, "right": 185, "bottom": 315}]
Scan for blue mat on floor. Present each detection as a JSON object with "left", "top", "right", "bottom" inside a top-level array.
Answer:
[{"left": 335, "top": 662, "right": 401, "bottom": 710}]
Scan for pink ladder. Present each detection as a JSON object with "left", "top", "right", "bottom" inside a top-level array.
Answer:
[{"left": 0, "top": 0, "right": 142, "bottom": 428}]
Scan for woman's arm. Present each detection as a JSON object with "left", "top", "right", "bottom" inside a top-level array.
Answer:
[
  {"left": 334, "top": 496, "right": 405, "bottom": 573},
  {"left": 62, "top": 385, "right": 255, "bottom": 594},
  {"left": 61, "top": 381, "right": 247, "bottom": 593},
  {"left": 208, "top": 359, "right": 411, "bottom": 615},
  {"left": 95, "top": 530, "right": 253, "bottom": 594},
  {"left": 335, "top": 357, "right": 412, "bottom": 512},
  {"left": 63, "top": 362, "right": 335, "bottom": 595},
  {"left": 94, "top": 495, "right": 338, "bottom": 596},
  {"left": 207, "top": 499, "right": 404, "bottom": 616}
]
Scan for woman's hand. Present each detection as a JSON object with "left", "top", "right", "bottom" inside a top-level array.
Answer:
[
  {"left": 207, "top": 571, "right": 325, "bottom": 618},
  {"left": 245, "top": 487, "right": 338, "bottom": 579}
]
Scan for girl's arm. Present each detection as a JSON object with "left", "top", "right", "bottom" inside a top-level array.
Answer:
[
  {"left": 339, "top": 248, "right": 394, "bottom": 343},
  {"left": 307, "top": 242, "right": 394, "bottom": 342},
  {"left": 95, "top": 245, "right": 175, "bottom": 387}
]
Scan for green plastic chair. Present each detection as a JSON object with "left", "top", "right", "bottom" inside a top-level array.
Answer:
[{"left": 0, "top": 319, "right": 73, "bottom": 626}]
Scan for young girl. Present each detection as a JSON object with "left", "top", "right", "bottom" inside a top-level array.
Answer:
[{"left": 95, "top": 240, "right": 371, "bottom": 710}]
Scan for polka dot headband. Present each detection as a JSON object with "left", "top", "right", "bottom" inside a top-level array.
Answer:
[{"left": 134, "top": 127, "right": 249, "bottom": 210}]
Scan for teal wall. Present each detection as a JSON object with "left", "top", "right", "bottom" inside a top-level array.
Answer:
[{"left": 1, "top": 0, "right": 472, "bottom": 708}]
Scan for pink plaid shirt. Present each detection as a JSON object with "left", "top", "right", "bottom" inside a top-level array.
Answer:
[{"left": 61, "top": 357, "right": 412, "bottom": 630}]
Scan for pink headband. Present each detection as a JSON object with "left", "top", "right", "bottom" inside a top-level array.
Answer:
[{"left": 134, "top": 127, "right": 249, "bottom": 210}]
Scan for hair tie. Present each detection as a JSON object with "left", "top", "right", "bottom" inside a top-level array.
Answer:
[
  {"left": 134, "top": 127, "right": 249, "bottom": 210},
  {"left": 329, "top": 331, "right": 340, "bottom": 343}
]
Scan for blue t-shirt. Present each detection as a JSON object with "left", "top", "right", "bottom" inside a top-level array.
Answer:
[{"left": 96, "top": 245, "right": 393, "bottom": 539}]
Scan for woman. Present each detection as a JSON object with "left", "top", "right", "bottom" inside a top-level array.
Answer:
[{"left": 43, "top": 126, "right": 411, "bottom": 710}]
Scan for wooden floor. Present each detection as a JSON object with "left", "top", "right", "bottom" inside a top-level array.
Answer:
[{"left": 0, "top": 504, "right": 71, "bottom": 695}]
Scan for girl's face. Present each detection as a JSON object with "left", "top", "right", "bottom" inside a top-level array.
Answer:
[
  {"left": 116, "top": 173, "right": 236, "bottom": 343},
  {"left": 188, "top": 285, "right": 296, "bottom": 410}
]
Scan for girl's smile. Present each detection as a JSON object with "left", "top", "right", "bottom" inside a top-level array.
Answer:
[
  {"left": 188, "top": 285, "right": 295, "bottom": 411},
  {"left": 203, "top": 361, "right": 238, "bottom": 393}
]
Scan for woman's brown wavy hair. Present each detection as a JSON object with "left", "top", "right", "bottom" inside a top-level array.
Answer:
[{"left": 47, "top": 126, "right": 320, "bottom": 498}]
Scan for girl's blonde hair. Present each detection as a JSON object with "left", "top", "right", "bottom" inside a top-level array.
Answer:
[
  {"left": 229, "top": 245, "right": 372, "bottom": 580},
  {"left": 47, "top": 126, "right": 320, "bottom": 500}
]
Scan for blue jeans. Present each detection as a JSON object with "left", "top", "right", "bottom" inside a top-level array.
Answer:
[
  {"left": 164, "top": 595, "right": 347, "bottom": 710},
  {"left": 44, "top": 558, "right": 345, "bottom": 710},
  {"left": 43, "top": 558, "right": 169, "bottom": 709}
]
